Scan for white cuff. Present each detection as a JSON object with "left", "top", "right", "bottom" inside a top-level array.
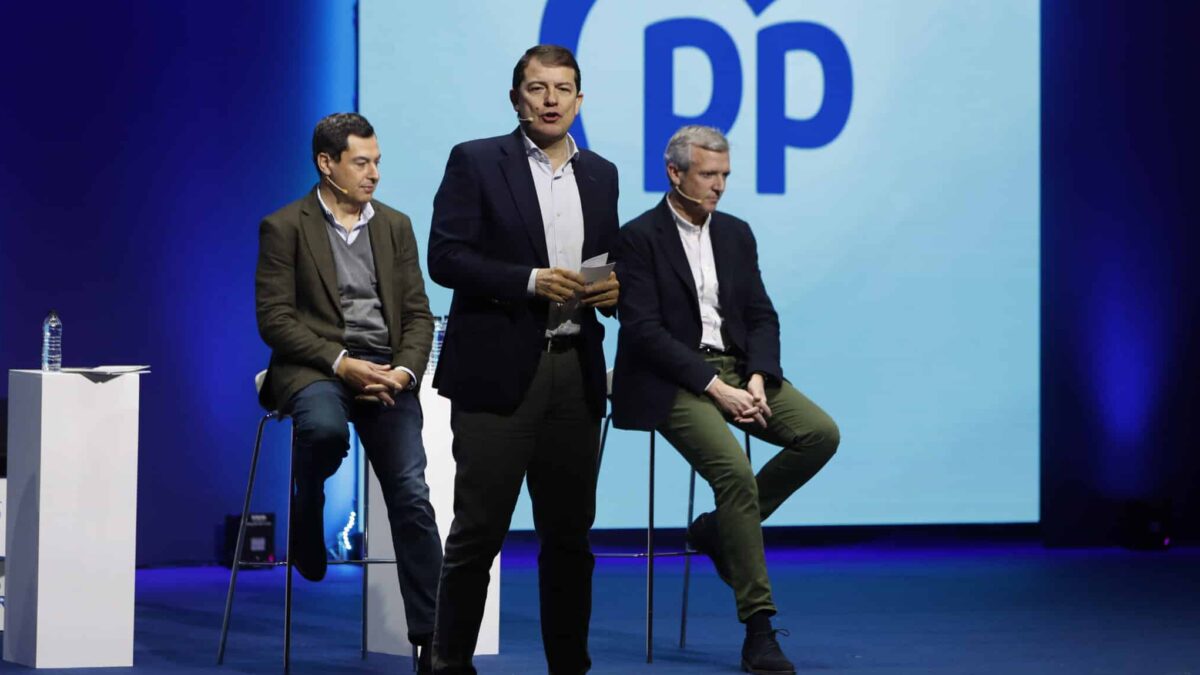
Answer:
[
  {"left": 332, "top": 349, "right": 348, "bottom": 375},
  {"left": 396, "top": 366, "right": 418, "bottom": 390},
  {"left": 703, "top": 375, "right": 719, "bottom": 392},
  {"left": 526, "top": 268, "right": 539, "bottom": 297}
]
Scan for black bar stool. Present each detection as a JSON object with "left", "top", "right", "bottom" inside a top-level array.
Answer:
[
  {"left": 215, "top": 371, "right": 412, "bottom": 673},
  {"left": 595, "top": 372, "right": 752, "bottom": 663}
]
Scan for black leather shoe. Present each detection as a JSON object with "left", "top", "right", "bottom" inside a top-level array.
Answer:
[
  {"left": 290, "top": 484, "right": 327, "bottom": 582},
  {"left": 687, "top": 511, "right": 732, "bottom": 584},
  {"left": 741, "top": 628, "right": 795, "bottom": 675}
]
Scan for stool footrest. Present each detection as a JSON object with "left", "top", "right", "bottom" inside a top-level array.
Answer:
[
  {"left": 231, "top": 557, "right": 399, "bottom": 569},
  {"left": 595, "top": 550, "right": 697, "bottom": 559}
]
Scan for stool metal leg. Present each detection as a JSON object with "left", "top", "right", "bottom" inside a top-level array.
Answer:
[
  {"left": 679, "top": 467, "right": 697, "bottom": 648},
  {"left": 646, "top": 432, "right": 656, "bottom": 663},
  {"left": 745, "top": 430, "right": 752, "bottom": 463},
  {"left": 362, "top": 453, "right": 370, "bottom": 661},
  {"left": 284, "top": 427, "right": 296, "bottom": 674},
  {"left": 598, "top": 413, "right": 611, "bottom": 466},
  {"left": 217, "top": 411, "right": 275, "bottom": 664}
]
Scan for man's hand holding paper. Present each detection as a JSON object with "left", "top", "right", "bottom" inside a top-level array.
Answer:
[
  {"left": 572, "top": 253, "right": 618, "bottom": 310},
  {"left": 535, "top": 267, "right": 586, "bottom": 303},
  {"left": 581, "top": 271, "right": 619, "bottom": 308}
]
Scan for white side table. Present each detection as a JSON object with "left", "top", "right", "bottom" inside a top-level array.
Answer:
[
  {"left": 4, "top": 369, "right": 144, "bottom": 668},
  {"left": 1, "top": 476, "right": 7, "bottom": 629}
]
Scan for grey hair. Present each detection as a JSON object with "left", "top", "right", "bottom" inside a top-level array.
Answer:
[{"left": 664, "top": 125, "right": 729, "bottom": 171}]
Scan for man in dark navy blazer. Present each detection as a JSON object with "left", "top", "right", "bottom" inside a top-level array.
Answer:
[
  {"left": 612, "top": 125, "right": 839, "bottom": 675},
  {"left": 427, "top": 45, "right": 620, "bottom": 675}
]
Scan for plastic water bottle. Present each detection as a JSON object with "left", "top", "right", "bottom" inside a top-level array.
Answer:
[
  {"left": 42, "top": 310, "right": 62, "bottom": 372},
  {"left": 427, "top": 316, "right": 448, "bottom": 375}
]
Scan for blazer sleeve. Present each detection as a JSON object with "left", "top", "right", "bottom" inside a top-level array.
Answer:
[
  {"left": 255, "top": 216, "right": 343, "bottom": 373},
  {"left": 392, "top": 212, "right": 434, "bottom": 386},
  {"left": 615, "top": 225, "right": 717, "bottom": 395},
  {"left": 740, "top": 224, "right": 783, "bottom": 382},
  {"left": 598, "top": 166, "right": 621, "bottom": 319},
  {"left": 428, "top": 143, "right": 534, "bottom": 301}
]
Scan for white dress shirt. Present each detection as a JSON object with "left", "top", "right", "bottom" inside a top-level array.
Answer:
[
  {"left": 317, "top": 185, "right": 374, "bottom": 244},
  {"left": 521, "top": 132, "right": 585, "bottom": 336},
  {"left": 666, "top": 197, "right": 725, "bottom": 352}
]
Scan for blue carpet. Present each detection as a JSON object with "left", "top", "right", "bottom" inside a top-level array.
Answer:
[{"left": 1, "top": 538, "right": 1198, "bottom": 674}]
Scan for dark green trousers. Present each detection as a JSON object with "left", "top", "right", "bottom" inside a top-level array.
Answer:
[{"left": 658, "top": 353, "right": 839, "bottom": 621}]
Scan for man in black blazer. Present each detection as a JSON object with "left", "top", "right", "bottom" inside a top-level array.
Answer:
[
  {"left": 612, "top": 125, "right": 839, "bottom": 675},
  {"left": 427, "top": 45, "right": 620, "bottom": 675}
]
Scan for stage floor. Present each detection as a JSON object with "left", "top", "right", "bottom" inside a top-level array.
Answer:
[{"left": 1, "top": 537, "right": 1197, "bottom": 674}]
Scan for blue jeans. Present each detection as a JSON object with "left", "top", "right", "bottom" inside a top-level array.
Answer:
[{"left": 287, "top": 378, "right": 442, "bottom": 637}]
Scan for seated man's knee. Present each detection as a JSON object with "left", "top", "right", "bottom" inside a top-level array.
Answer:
[
  {"left": 821, "top": 418, "right": 841, "bottom": 454},
  {"left": 788, "top": 417, "right": 840, "bottom": 458},
  {"left": 297, "top": 416, "right": 350, "bottom": 454}
]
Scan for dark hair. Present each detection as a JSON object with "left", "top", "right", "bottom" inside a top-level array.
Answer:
[
  {"left": 512, "top": 45, "right": 581, "bottom": 92},
  {"left": 312, "top": 112, "right": 375, "bottom": 173}
]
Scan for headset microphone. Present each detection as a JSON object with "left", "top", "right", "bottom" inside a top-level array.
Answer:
[
  {"left": 672, "top": 182, "right": 706, "bottom": 205},
  {"left": 517, "top": 113, "right": 535, "bottom": 123},
  {"left": 324, "top": 173, "right": 351, "bottom": 196}
]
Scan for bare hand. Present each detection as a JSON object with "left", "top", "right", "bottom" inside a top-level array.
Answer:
[
  {"left": 581, "top": 271, "right": 619, "bottom": 308},
  {"left": 535, "top": 267, "right": 585, "bottom": 303},
  {"left": 745, "top": 374, "right": 773, "bottom": 419},
  {"left": 706, "top": 379, "right": 767, "bottom": 428},
  {"left": 380, "top": 368, "right": 412, "bottom": 392},
  {"left": 350, "top": 369, "right": 411, "bottom": 407},
  {"left": 356, "top": 384, "right": 396, "bottom": 407},
  {"left": 336, "top": 356, "right": 394, "bottom": 393}
]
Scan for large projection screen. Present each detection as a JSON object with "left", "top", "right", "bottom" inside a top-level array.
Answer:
[{"left": 360, "top": 0, "right": 1040, "bottom": 528}]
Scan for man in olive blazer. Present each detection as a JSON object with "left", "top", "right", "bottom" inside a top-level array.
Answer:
[
  {"left": 255, "top": 113, "right": 441, "bottom": 672},
  {"left": 256, "top": 193, "right": 434, "bottom": 411}
]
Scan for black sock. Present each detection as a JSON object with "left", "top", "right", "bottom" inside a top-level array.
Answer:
[{"left": 746, "top": 610, "right": 773, "bottom": 634}]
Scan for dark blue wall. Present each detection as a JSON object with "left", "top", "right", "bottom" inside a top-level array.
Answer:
[
  {"left": 1042, "top": 1, "right": 1200, "bottom": 544},
  {"left": 1, "top": 1, "right": 1196, "bottom": 565},
  {"left": 0, "top": 1, "right": 356, "bottom": 564}
]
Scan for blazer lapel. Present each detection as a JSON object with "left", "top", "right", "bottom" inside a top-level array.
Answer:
[
  {"left": 499, "top": 129, "right": 550, "bottom": 267},
  {"left": 655, "top": 198, "right": 701, "bottom": 318},
  {"left": 575, "top": 154, "right": 603, "bottom": 259},
  {"left": 708, "top": 215, "right": 737, "bottom": 315},
  {"left": 367, "top": 208, "right": 395, "bottom": 327},
  {"left": 299, "top": 190, "right": 342, "bottom": 315}
]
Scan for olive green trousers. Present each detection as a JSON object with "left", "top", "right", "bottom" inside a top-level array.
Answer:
[{"left": 659, "top": 353, "right": 839, "bottom": 621}]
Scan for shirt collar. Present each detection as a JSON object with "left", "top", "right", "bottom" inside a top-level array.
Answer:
[
  {"left": 316, "top": 185, "right": 375, "bottom": 231},
  {"left": 521, "top": 130, "right": 580, "bottom": 167},
  {"left": 665, "top": 194, "right": 711, "bottom": 232}
]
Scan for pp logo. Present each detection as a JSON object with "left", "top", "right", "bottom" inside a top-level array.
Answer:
[{"left": 540, "top": 0, "right": 853, "bottom": 194}]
